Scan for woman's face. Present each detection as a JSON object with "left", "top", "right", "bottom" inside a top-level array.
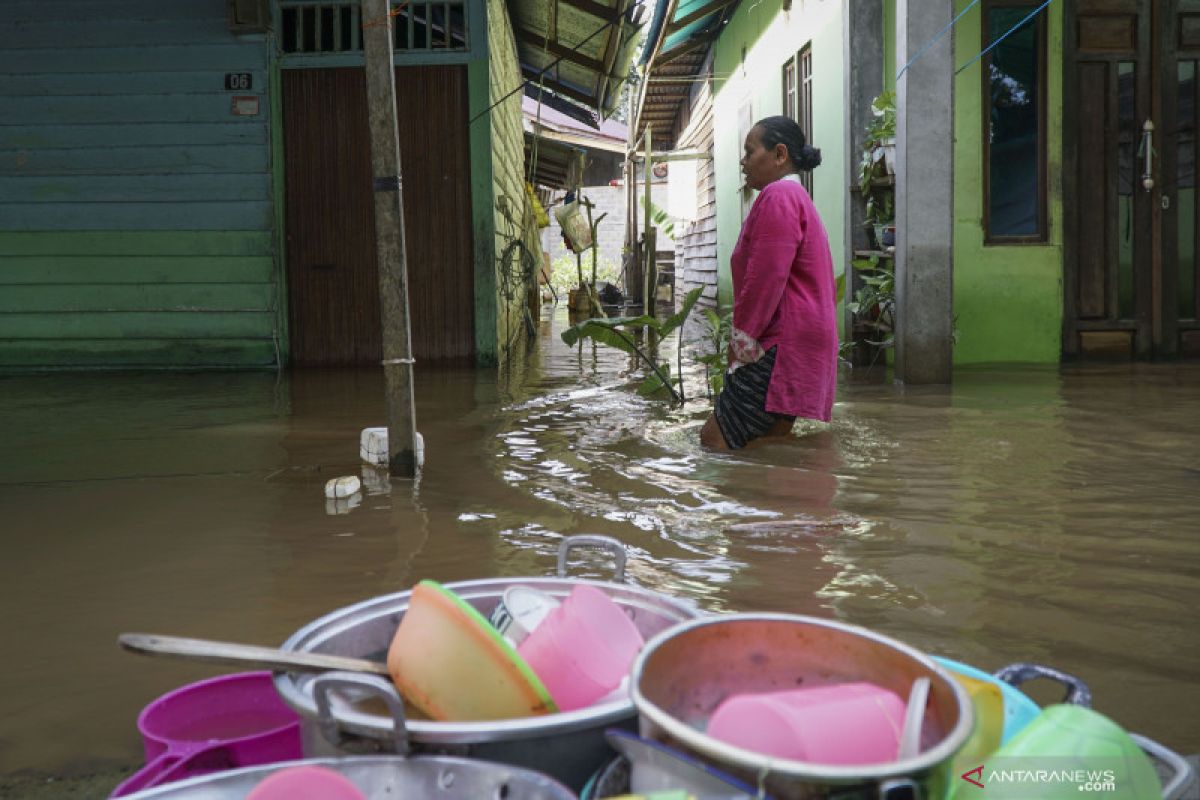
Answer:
[{"left": 741, "top": 125, "right": 790, "bottom": 191}]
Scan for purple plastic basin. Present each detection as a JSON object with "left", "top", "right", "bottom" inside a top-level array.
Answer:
[{"left": 110, "top": 672, "right": 302, "bottom": 798}]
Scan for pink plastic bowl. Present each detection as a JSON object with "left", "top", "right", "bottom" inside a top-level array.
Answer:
[
  {"left": 517, "top": 584, "right": 645, "bottom": 711},
  {"left": 707, "top": 682, "right": 906, "bottom": 765},
  {"left": 245, "top": 765, "right": 367, "bottom": 800},
  {"left": 110, "top": 672, "right": 302, "bottom": 798}
]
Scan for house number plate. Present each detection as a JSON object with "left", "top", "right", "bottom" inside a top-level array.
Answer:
[{"left": 225, "top": 73, "right": 253, "bottom": 91}]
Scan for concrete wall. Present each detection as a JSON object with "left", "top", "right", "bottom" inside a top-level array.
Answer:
[{"left": 711, "top": 0, "right": 848, "bottom": 313}]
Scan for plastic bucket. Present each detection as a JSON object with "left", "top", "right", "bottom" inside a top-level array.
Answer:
[{"left": 110, "top": 671, "right": 302, "bottom": 797}]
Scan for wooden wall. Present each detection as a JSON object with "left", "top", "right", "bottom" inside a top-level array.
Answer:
[
  {"left": 673, "top": 55, "right": 719, "bottom": 309},
  {"left": 0, "top": 0, "right": 279, "bottom": 369}
]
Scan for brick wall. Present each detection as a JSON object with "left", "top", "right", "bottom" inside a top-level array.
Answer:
[{"left": 487, "top": 0, "right": 542, "bottom": 361}]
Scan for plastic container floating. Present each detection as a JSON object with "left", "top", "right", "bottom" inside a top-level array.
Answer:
[
  {"left": 271, "top": 535, "right": 704, "bottom": 791},
  {"left": 118, "top": 755, "right": 575, "bottom": 800},
  {"left": 110, "top": 672, "right": 302, "bottom": 797}
]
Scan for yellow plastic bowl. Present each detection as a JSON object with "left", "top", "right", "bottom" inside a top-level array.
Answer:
[{"left": 387, "top": 580, "right": 557, "bottom": 721}]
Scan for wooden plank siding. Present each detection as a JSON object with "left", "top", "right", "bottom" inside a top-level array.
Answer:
[
  {"left": 0, "top": 0, "right": 278, "bottom": 369},
  {"left": 673, "top": 63, "right": 720, "bottom": 309}
]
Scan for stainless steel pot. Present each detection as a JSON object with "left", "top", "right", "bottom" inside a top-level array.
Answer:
[
  {"left": 629, "top": 614, "right": 975, "bottom": 800},
  {"left": 121, "top": 755, "right": 576, "bottom": 799},
  {"left": 272, "top": 536, "right": 704, "bottom": 790}
]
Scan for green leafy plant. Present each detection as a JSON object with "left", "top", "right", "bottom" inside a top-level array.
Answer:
[
  {"left": 640, "top": 198, "right": 676, "bottom": 240},
  {"left": 547, "top": 253, "right": 620, "bottom": 293},
  {"left": 694, "top": 307, "right": 732, "bottom": 401},
  {"left": 561, "top": 286, "right": 704, "bottom": 403},
  {"left": 847, "top": 255, "right": 895, "bottom": 352},
  {"left": 858, "top": 90, "right": 897, "bottom": 194}
]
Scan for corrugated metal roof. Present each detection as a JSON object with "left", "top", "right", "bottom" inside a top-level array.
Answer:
[
  {"left": 509, "top": 0, "right": 645, "bottom": 125},
  {"left": 634, "top": 0, "right": 737, "bottom": 147}
]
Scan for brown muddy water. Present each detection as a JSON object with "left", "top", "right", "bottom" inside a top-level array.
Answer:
[{"left": 1, "top": 307, "right": 1198, "bottom": 795}]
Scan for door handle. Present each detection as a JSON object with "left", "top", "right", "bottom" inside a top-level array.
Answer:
[{"left": 1141, "top": 120, "right": 1154, "bottom": 191}]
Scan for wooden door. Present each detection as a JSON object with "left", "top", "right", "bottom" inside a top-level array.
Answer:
[
  {"left": 1066, "top": 0, "right": 1200, "bottom": 357},
  {"left": 282, "top": 65, "right": 474, "bottom": 366}
]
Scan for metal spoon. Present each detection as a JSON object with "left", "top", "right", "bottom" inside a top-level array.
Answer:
[{"left": 119, "top": 633, "right": 390, "bottom": 677}]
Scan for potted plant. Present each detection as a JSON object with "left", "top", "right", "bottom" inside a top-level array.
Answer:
[
  {"left": 858, "top": 91, "right": 897, "bottom": 193},
  {"left": 846, "top": 254, "right": 895, "bottom": 366},
  {"left": 864, "top": 192, "right": 894, "bottom": 250}
]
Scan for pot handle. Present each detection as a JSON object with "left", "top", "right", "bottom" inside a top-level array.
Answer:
[
  {"left": 1130, "top": 733, "right": 1196, "bottom": 800},
  {"left": 557, "top": 535, "right": 627, "bottom": 582},
  {"left": 992, "top": 662, "right": 1092, "bottom": 707},
  {"left": 311, "top": 671, "right": 410, "bottom": 756},
  {"left": 878, "top": 777, "right": 922, "bottom": 799}
]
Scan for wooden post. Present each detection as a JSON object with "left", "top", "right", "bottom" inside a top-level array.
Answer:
[
  {"left": 643, "top": 127, "right": 656, "bottom": 322},
  {"left": 362, "top": 0, "right": 418, "bottom": 477}
]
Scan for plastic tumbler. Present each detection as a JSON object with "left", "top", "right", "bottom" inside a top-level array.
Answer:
[
  {"left": 707, "top": 682, "right": 907, "bottom": 765},
  {"left": 517, "top": 584, "right": 645, "bottom": 711}
]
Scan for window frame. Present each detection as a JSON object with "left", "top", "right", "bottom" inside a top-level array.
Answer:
[
  {"left": 783, "top": 56, "right": 797, "bottom": 121},
  {"left": 982, "top": 0, "right": 1048, "bottom": 244},
  {"left": 797, "top": 43, "right": 814, "bottom": 196}
]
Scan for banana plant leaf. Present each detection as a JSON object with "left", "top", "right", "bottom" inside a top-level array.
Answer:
[{"left": 560, "top": 286, "right": 704, "bottom": 346}]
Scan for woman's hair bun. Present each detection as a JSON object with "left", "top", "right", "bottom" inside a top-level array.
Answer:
[{"left": 796, "top": 144, "right": 822, "bottom": 171}]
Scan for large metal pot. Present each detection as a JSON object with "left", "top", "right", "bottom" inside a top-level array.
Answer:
[
  {"left": 630, "top": 614, "right": 974, "bottom": 800},
  {"left": 121, "top": 755, "right": 576, "bottom": 799},
  {"left": 272, "top": 536, "right": 703, "bottom": 790}
]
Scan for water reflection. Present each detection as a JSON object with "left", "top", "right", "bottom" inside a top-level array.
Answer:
[{"left": 0, "top": 313, "right": 1198, "bottom": 784}]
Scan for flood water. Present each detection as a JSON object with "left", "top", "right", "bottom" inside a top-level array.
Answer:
[{"left": 1, "top": 306, "right": 1198, "bottom": 788}]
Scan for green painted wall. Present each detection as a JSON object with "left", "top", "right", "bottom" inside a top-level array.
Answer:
[
  {"left": 951, "top": 0, "right": 1064, "bottom": 364},
  {"left": 0, "top": 1, "right": 279, "bottom": 370},
  {"left": 467, "top": 0, "right": 499, "bottom": 368},
  {"left": 483, "top": 0, "right": 543, "bottom": 371},
  {"left": 711, "top": 0, "right": 848, "bottom": 321}
]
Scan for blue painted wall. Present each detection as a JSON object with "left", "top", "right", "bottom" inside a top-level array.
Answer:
[{"left": 0, "top": 0, "right": 279, "bottom": 368}]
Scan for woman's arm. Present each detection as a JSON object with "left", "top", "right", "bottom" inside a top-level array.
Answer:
[{"left": 732, "top": 186, "right": 803, "bottom": 358}]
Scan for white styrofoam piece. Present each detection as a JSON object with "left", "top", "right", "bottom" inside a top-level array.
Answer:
[{"left": 359, "top": 427, "right": 424, "bottom": 468}]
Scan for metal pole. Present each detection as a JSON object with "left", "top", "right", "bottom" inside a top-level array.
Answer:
[{"left": 362, "top": 0, "right": 418, "bottom": 476}]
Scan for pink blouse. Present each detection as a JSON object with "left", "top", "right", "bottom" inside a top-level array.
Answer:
[{"left": 730, "top": 175, "right": 838, "bottom": 422}]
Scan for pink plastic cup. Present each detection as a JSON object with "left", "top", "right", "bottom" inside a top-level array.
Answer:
[
  {"left": 517, "top": 584, "right": 645, "bottom": 711},
  {"left": 109, "top": 672, "right": 302, "bottom": 798},
  {"left": 707, "top": 682, "right": 906, "bottom": 765},
  {"left": 246, "top": 765, "right": 367, "bottom": 800}
]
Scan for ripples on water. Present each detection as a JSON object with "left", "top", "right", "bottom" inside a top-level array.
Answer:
[{"left": 0, "top": 307, "right": 1197, "bottom": 781}]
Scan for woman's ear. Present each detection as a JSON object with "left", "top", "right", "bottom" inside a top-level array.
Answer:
[{"left": 774, "top": 143, "right": 790, "bottom": 165}]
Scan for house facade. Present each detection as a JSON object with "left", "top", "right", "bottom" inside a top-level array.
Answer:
[
  {"left": 0, "top": 0, "right": 632, "bottom": 370},
  {"left": 640, "top": 0, "right": 1200, "bottom": 366}
]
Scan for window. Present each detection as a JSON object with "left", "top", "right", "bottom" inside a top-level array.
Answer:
[
  {"left": 739, "top": 97, "right": 754, "bottom": 220},
  {"left": 797, "top": 44, "right": 814, "bottom": 196},
  {"left": 783, "top": 57, "right": 797, "bottom": 121},
  {"left": 279, "top": 1, "right": 468, "bottom": 54},
  {"left": 983, "top": 3, "right": 1046, "bottom": 241}
]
